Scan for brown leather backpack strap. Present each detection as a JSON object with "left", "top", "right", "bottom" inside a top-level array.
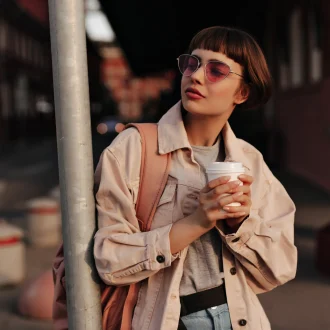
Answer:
[
  {"left": 120, "top": 123, "right": 171, "bottom": 330},
  {"left": 125, "top": 123, "right": 171, "bottom": 232}
]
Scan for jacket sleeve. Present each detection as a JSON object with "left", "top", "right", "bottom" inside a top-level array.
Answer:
[
  {"left": 93, "top": 129, "right": 178, "bottom": 287},
  {"left": 218, "top": 163, "right": 297, "bottom": 294}
]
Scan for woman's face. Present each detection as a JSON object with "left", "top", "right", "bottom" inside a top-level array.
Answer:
[{"left": 181, "top": 49, "right": 247, "bottom": 117}]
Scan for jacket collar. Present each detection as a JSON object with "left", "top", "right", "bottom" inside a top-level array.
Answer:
[{"left": 157, "top": 101, "right": 250, "bottom": 170}]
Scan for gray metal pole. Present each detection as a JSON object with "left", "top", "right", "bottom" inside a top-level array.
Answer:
[{"left": 48, "top": 1, "right": 102, "bottom": 329}]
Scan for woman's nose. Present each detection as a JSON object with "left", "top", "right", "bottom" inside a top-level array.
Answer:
[{"left": 190, "top": 66, "right": 204, "bottom": 84}]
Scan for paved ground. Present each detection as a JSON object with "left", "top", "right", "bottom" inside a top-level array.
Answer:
[
  {"left": 0, "top": 140, "right": 330, "bottom": 330},
  {"left": 0, "top": 139, "right": 59, "bottom": 330},
  {"left": 259, "top": 171, "right": 330, "bottom": 330}
]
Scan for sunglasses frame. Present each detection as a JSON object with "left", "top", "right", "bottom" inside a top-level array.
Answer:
[{"left": 177, "top": 54, "right": 244, "bottom": 83}]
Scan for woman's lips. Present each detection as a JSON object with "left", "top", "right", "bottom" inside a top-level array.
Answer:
[
  {"left": 185, "top": 88, "right": 205, "bottom": 99},
  {"left": 186, "top": 92, "right": 204, "bottom": 99}
]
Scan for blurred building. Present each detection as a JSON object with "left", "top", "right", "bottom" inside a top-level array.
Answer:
[
  {"left": 0, "top": 0, "right": 103, "bottom": 142},
  {"left": 265, "top": 0, "right": 329, "bottom": 191},
  {"left": 0, "top": 0, "right": 53, "bottom": 141},
  {"left": 99, "top": 43, "right": 175, "bottom": 122}
]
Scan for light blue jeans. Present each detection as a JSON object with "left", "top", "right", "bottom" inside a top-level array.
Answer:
[{"left": 180, "top": 303, "right": 232, "bottom": 330}]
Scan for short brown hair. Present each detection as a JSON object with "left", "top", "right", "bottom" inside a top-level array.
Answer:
[{"left": 188, "top": 26, "right": 272, "bottom": 110}]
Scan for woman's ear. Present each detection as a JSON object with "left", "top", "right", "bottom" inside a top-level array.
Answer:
[{"left": 234, "top": 83, "right": 250, "bottom": 105}]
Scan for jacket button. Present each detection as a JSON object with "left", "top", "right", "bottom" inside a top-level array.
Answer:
[
  {"left": 156, "top": 255, "right": 165, "bottom": 263},
  {"left": 238, "top": 319, "right": 247, "bottom": 326},
  {"left": 230, "top": 267, "right": 237, "bottom": 275},
  {"left": 232, "top": 237, "right": 240, "bottom": 243}
]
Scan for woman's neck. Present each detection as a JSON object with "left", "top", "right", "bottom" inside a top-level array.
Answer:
[{"left": 184, "top": 112, "right": 229, "bottom": 147}]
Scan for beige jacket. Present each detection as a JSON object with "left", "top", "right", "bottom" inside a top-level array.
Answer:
[{"left": 94, "top": 101, "right": 297, "bottom": 330}]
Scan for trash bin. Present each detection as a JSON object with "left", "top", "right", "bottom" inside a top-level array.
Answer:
[
  {"left": 0, "top": 220, "right": 25, "bottom": 286},
  {"left": 25, "top": 197, "right": 61, "bottom": 247}
]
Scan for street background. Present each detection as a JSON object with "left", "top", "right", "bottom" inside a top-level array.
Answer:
[
  {"left": 1, "top": 143, "right": 329, "bottom": 330},
  {"left": 1, "top": 0, "right": 330, "bottom": 330}
]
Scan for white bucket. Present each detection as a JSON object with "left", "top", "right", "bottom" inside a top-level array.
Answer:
[
  {"left": 0, "top": 220, "right": 25, "bottom": 286},
  {"left": 25, "top": 197, "right": 61, "bottom": 247}
]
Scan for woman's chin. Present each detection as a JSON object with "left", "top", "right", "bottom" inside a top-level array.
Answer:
[{"left": 182, "top": 98, "right": 204, "bottom": 114}]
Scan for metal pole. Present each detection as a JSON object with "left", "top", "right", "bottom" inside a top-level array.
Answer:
[{"left": 48, "top": 1, "right": 102, "bottom": 329}]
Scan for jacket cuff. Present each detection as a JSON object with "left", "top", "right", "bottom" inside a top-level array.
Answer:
[
  {"left": 146, "top": 224, "right": 180, "bottom": 271},
  {"left": 217, "top": 215, "right": 260, "bottom": 250}
]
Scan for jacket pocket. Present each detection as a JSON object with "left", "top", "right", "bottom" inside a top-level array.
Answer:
[
  {"left": 152, "top": 180, "right": 177, "bottom": 228},
  {"left": 158, "top": 184, "right": 176, "bottom": 209}
]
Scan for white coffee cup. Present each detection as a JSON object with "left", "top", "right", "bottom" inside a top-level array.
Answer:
[{"left": 206, "top": 162, "right": 245, "bottom": 207}]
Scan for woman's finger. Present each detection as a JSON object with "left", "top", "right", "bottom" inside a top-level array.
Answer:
[
  {"left": 209, "top": 180, "right": 242, "bottom": 199},
  {"left": 238, "top": 174, "right": 254, "bottom": 185},
  {"left": 201, "top": 176, "right": 231, "bottom": 193},
  {"left": 217, "top": 191, "right": 245, "bottom": 208},
  {"left": 204, "top": 199, "right": 248, "bottom": 221},
  {"left": 223, "top": 204, "right": 250, "bottom": 214},
  {"left": 200, "top": 180, "right": 241, "bottom": 203},
  {"left": 228, "top": 184, "right": 250, "bottom": 195},
  {"left": 225, "top": 193, "right": 250, "bottom": 205},
  {"left": 202, "top": 202, "right": 230, "bottom": 221},
  {"left": 222, "top": 195, "right": 251, "bottom": 211}
]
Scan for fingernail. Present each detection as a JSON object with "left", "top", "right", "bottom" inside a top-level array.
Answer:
[
  {"left": 238, "top": 174, "right": 246, "bottom": 179},
  {"left": 222, "top": 176, "right": 231, "bottom": 181},
  {"left": 234, "top": 191, "right": 243, "bottom": 197},
  {"left": 232, "top": 180, "right": 241, "bottom": 185}
]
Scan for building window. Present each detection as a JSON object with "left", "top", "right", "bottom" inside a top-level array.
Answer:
[
  {"left": 308, "top": 5, "right": 322, "bottom": 83},
  {"left": 29, "top": 38, "right": 34, "bottom": 64},
  {"left": 10, "top": 27, "right": 16, "bottom": 56},
  {"left": 15, "top": 28, "right": 21, "bottom": 58},
  {"left": 0, "top": 82, "right": 11, "bottom": 119},
  {"left": 14, "top": 75, "right": 29, "bottom": 118},
  {"left": 277, "top": 19, "right": 291, "bottom": 91},
  {"left": 0, "top": 19, "right": 8, "bottom": 52},
  {"left": 22, "top": 34, "right": 28, "bottom": 61},
  {"left": 289, "top": 7, "right": 305, "bottom": 87},
  {"left": 279, "top": 49, "right": 290, "bottom": 90}
]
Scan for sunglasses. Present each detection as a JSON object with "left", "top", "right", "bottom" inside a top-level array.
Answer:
[{"left": 177, "top": 54, "right": 243, "bottom": 83}]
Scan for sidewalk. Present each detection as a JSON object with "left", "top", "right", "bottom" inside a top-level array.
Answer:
[
  {"left": 0, "top": 138, "right": 59, "bottom": 330},
  {"left": 259, "top": 171, "right": 330, "bottom": 330},
  {"left": 0, "top": 152, "right": 330, "bottom": 329}
]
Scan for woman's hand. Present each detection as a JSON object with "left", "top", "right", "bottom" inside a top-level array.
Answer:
[
  {"left": 222, "top": 174, "right": 253, "bottom": 232},
  {"left": 170, "top": 175, "right": 252, "bottom": 253},
  {"left": 194, "top": 176, "right": 249, "bottom": 229}
]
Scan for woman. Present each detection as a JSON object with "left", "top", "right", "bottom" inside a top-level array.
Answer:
[{"left": 94, "top": 26, "right": 297, "bottom": 330}]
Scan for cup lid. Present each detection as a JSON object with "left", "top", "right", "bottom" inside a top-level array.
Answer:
[{"left": 206, "top": 162, "right": 244, "bottom": 172}]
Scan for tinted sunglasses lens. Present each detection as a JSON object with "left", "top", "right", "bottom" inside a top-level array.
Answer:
[
  {"left": 178, "top": 55, "right": 198, "bottom": 76},
  {"left": 206, "top": 62, "right": 230, "bottom": 82}
]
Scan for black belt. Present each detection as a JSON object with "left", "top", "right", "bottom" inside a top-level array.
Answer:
[{"left": 178, "top": 285, "right": 227, "bottom": 330}]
